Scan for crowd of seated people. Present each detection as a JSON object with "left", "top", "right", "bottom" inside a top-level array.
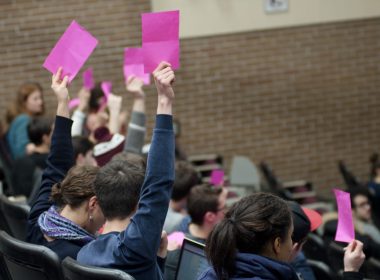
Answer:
[{"left": 0, "top": 62, "right": 378, "bottom": 280}]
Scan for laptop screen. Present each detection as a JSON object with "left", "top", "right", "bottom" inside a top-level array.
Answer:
[{"left": 175, "top": 238, "right": 209, "bottom": 280}]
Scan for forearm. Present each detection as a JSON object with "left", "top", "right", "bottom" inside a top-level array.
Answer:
[
  {"left": 157, "top": 97, "right": 172, "bottom": 115},
  {"left": 57, "top": 99, "right": 70, "bottom": 119},
  {"left": 132, "top": 96, "right": 145, "bottom": 113},
  {"left": 108, "top": 110, "right": 120, "bottom": 134},
  {"left": 125, "top": 111, "right": 146, "bottom": 154}
]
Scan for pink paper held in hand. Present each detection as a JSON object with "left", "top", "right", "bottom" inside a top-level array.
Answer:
[
  {"left": 142, "top": 10, "right": 180, "bottom": 73},
  {"left": 210, "top": 169, "right": 224, "bottom": 186},
  {"left": 334, "top": 189, "right": 355, "bottom": 243},
  {"left": 43, "top": 20, "right": 98, "bottom": 82},
  {"left": 68, "top": 98, "right": 80, "bottom": 110},
  {"left": 123, "top": 48, "right": 150, "bottom": 85},
  {"left": 83, "top": 68, "right": 95, "bottom": 90},
  {"left": 167, "top": 231, "right": 185, "bottom": 247}
]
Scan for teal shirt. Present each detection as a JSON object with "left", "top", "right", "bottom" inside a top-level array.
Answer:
[{"left": 6, "top": 114, "right": 31, "bottom": 159}]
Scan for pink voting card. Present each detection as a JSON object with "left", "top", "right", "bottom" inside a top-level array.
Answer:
[
  {"left": 68, "top": 98, "right": 80, "bottom": 110},
  {"left": 43, "top": 20, "right": 98, "bottom": 82},
  {"left": 123, "top": 48, "right": 150, "bottom": 85},
  {"left": 334, "top": 189, "right": 355, "bottom": 243},
  {"left": 83, "top": 68, "right": 95, "bottom": 90},
  {"left": 210, "top": 169, "right": 224, "bottom": 186},
  {"left": 142, "top": 10, "right": 180, "bottom": 73}
]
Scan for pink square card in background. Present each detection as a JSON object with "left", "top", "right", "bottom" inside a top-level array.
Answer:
[
  {"left": 124, "top": 48, "right": 150, "bottom": 85},
  {"left": 83, "top": 67, "right": 95, "bottom": 90},
  {"left": 334, "top": 189, "right": 355, "bottom": 243},
  {"left": 43, "top": 20, "right": 98, "bottom": 82}
]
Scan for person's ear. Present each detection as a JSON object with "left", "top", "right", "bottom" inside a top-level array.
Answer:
[
  {"left": 289, "top": 242, "right": 302, "bottom": 261},
  {"left": 76, "top": 153, "right": 84, "bottom": 165},
  {"left": 88, "top": 196, "right": 98, "bottom": 211},
  {"left": 273, "top": 237, "right": 282, "bottom": 255},
  {"left": 204, "top": 212, "right": 217, "bottom": 224}
]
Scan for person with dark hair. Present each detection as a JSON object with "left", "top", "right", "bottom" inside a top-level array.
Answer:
[
  {"left": 5, "top": 82, "right": 45, "bottom": 159},
  {"left": 163, "top": 160, "right": 201, "bottom": 234},
  {"left": 164, "top": 184, "right": 228, "bottom": 280},
  {"left": 27, "top": 68, "right": 105, "bottom": 260},
  {"left": 77, "top": 62, "right": 176, "bottom": 280},
  {"left": 199, "top": 192, "right": 365, "bottom": 280},
  {"left": 11, "top": 117, "right": 53, "bottom": 197},
  {"left": 72, "top": 136, "right": 96, "bottom": 166},
  {"left": 287, "top": 201, "right": 322, "bottom": 280},
  {"left": 350, "top": 188, "right": 380, "bottom": 244}
]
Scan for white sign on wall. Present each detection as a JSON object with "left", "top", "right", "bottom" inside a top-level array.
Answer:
[{"left": 264, "top": 0, "right": 289, "bottom": 13}]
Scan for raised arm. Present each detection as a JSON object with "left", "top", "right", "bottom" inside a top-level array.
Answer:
[
  {"left": 124, "top": 76, "right": 146, "bottom": 154},
  {"left": 27, "top": 68, "right": 74, "bottom": 235},
  {"left": 71, "top": 87, "right": 90, "bottom": 136},
  {"left": 107, "top": 93, "right": 123, "bottom": 134},
  {"left": 122, "top": 62, "right": 175, "bottom": 264}
]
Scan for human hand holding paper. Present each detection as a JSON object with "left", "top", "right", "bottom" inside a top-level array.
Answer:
[
  {"left": 334, "top": 189, "right": 355, "bottom": 243},
  {"left": 43, "top": 20, "right": 98, "bottom": 82}
]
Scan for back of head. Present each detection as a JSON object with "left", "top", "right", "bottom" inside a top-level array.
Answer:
[
  {"left": 6, "top": 82, "right": 44, "bottom": 124},
  {"left": 72, "top": 136, "right": 94, "bottom": 159},
  {"left": 206, "top": 192, "right": 291, "bottom": 279},
  {"left": 27, "top": 117, "right": 53, "bottom": 146},
  {"left": 172, "top": 161, "right": 200, "bottom": 202},
  {"left": 50, "top": 165, "right": 99, "bottom": 209},
  {"left": 187, "top": 184, "right": 222, "bottom": 226},
  {"left": 94, "top": 159, "right": 145, "bottom": 220},
  {"left": 111, "top": 152, "right": 146, "bottom": 171}
]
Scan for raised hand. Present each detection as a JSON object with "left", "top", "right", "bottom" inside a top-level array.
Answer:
[
  {"left": 153, "top": 62, "right": 175, "bottom": 102},
  {"left": 126, "top": 75, "right": 145, "bottom": 99},
  {"left": 78, "top": 87, "right": 91, "bottom": 112},
  {"left": 344, "top": 240, "right": 365, "bottom": 272},
  {"left": 51, "top": 67, "right": 69, "bottom": 103}
]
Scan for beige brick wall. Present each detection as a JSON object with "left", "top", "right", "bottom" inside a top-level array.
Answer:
[{"left": 1, "top": 1, "right": 379, "bottom": 196}]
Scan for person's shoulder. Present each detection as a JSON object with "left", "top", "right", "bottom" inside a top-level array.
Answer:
[
  {"left": 197, "top": 267, "right": 217, "bottom": 280},
  {"left": 78, "top": 233, "right": 118, "bottom": 257}
]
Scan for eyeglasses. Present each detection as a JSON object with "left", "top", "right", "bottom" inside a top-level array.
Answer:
[{"left": 356, "top": 201, "right": 371, "bottom": 209}]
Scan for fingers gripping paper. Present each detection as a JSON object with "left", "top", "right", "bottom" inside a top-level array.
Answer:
[
  {"left": 43, "top": 20, "right": 98, "bottom": 82},
  {"left": 142, "top": 10, "right": 180, "bottom": 73},
  {"left": 334, "top": 189, "right": 355, "bottom": 243}
]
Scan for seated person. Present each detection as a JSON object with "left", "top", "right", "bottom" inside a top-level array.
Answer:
[
  {"left": 351, "top": 188, "right": 380, "bottom": 244},
  {"left": 163, "top": 161, "right": 201, "bottom": 234},
  {"left": 77, "top": 62, "right": 176, "bottom": 280},
  {"left": 72, "top": 136, "right": 96, "bottom": 166},
  {"left": 5, "top": 82, "right": 45, "bottom": 159},
  {"left": 164, "top": 184, "right": 228, "bottom": 280},
  {"left": 27, "top": 68, "right": 105, "bottom": 260},
  {"left": 199, "top": 193, "right": 365, "bottom": 280},
  {"left": 11, "top": 117, "right": 53, "bottom": 197},
  {"left": 288, "top": 201, "right": 322, "bottom": 280}
]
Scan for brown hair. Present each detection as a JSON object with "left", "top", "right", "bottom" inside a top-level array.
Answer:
[
  {"left": 206, "top": 192, "right": 292, "bottom": 279},
  {"left": 50, "top": 165, "right": 99, "bottom": 209},
  {"left": 172, "top": 161, "right": 200, "bottom": 201},
  {"left": 187, "top": 184, "right": 222, "bottom": 226},
  {"left": 5, "top": 82, "right": 44, "bottom": 124}
]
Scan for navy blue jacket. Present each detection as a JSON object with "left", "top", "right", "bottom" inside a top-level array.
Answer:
[
  {"left": 198, "top": 253, "right": 299, "bottom": 280},
  {"left": 26, "top": 116, "right": 79, "bottom": 260},
  {"left": 77, "top": 115, "right": 175, "bottom": 280}
]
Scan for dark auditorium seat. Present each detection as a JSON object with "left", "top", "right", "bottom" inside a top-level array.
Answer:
[
  {"left": 0, "top": 195, "right": 30, "bottom": 241},
  {"left": 0, "top": 230, "right": 63, "bottom": 280},
  {"left": 327, "top": 242, "right": 344, "bottom": 274},
  {"left": 302, "top": 232, "right": 328, "bottom": 263},
  {"left": 366, "top": 257, "right": 380, "bottom": 279},
  {"left": 62, "top": 257, "right": 136, "bottom": 280},
  {"left": 307, "top": 259, "right": 335, "bottom": 280}
]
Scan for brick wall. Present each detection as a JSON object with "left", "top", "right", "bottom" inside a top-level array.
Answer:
[{"left": 1, "top": 1, "right": 379, "bottom": 196}]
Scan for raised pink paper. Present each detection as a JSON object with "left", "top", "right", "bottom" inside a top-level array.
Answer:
[
  {"left": 83, "top": 68, "right": 95, "bottom": 90},
  {"left": 167, "top": 231, "right": 185, "bottom": 246},
  {"left": 334, "top": 189, "right": 355, "bottom": 243},
  {"left": 124, "top": 48, "right": 150, "bottom": 85},
  {"left": 142, "top": 10, "right": 180, "bottom": 73},
  {"left": 68, "top": 98, "right": 80, "bottom": 109},
  {"left": 43, "top": 20, "right": 98, "bottom": 82},
  {"left": 210, "top": 169, "right": 224, "bottom": 186},
  {"left": 101, "top": 81, "right": 112, "bottom": 99}
]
